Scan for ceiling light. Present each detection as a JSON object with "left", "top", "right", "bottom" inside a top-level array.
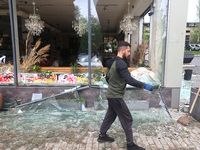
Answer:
[
  {"left": 106, "top": 20, "right": 111, "bottom": 49},
  {"left": 119, "top": 0, "right": 137, "bottom": 34},
  {"left": 72, "top": 7, "right": 88, "bottom": 37},
  {"left": 25, "top": 1, "right": 45, "bottom": 36}
]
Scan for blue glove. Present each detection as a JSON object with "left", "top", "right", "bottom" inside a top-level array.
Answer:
[{"left": 144, "top": 84, "right": 153, "bottom": 91}]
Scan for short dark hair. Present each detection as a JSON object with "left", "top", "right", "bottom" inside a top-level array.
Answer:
[{"left": 117, "top": 41, "right": 131, "bottom": 52}]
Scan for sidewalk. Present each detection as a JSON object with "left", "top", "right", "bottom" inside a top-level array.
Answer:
[{"left": 0, "top": 108, "right": 200, "bottom": 150}]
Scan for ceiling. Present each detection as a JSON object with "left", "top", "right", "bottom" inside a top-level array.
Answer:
[{"left": 0, "top": 0, "right": 153, "bottom": 35}]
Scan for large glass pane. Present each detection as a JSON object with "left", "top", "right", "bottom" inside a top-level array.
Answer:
[
  {"left": 0, "top": 0, "right": 14, "bottom": 85},
  {"left": 90, "top": 0, "right": 125, "bottom": 87},
  {"left": 14, "top": 0, "right": 89, "bottom": 86}
]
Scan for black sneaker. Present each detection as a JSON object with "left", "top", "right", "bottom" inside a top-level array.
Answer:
[
  {"left": 97, "top": 134, "right": 114, "bottom": 143},
  {"left": 127, "top": 143, "right": 145, "bottom": 150}
]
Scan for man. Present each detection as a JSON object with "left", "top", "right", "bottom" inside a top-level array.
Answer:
[{"left": 97, "top": 41, "right": 153, "bottom": 150}]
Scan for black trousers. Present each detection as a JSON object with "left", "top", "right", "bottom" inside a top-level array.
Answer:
[{"left": 100, "top": 98, "right": 133, "bottom": 145}]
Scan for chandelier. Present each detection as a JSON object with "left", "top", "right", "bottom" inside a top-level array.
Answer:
[
  {"left": 120, "top": 0, "right": 137, "bottom": 34},
  {"left": 72, "top": 18, "right": 88, "bottom": 36},
  {"left": 25, "top": 2, "right": 45, "bottom": 36},
  {"left": 72, "top": 7, "right": 88, "bottom": 37}
]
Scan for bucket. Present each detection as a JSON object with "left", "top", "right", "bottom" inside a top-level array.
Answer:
[{"left": 184, "top": 69, "right": 193, "bottom": 80}]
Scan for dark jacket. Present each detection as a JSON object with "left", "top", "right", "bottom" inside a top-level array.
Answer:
[{"left": 106, "top": 56, "right": 145, "bottom": 98}]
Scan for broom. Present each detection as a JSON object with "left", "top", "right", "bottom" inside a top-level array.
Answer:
[{"left": 177, "top": 87, "right": 200, "bottom": 126}]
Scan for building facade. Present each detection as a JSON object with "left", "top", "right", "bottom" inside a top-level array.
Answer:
[{"left": 0, "top": 0, "right": 189, "bottom": 108}]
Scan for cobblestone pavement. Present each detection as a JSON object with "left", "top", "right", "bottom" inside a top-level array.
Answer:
[
  {"left": 41, "top": 110, "right": 200, "bottom": 150},
  {"left": 1, "top": 109, "right": 200, "bottom": 150}
]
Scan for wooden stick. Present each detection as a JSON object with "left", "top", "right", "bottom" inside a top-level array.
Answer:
[{"left": 189, "top": 87, "right": 200, "bottom": 114}]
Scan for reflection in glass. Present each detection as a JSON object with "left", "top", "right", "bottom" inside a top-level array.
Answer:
[
  {"left": 0, "top": 0, "right": 14, "bottom": 85},
  {"left": 25, "top": 2, "right": 45, "bottom": 36}
]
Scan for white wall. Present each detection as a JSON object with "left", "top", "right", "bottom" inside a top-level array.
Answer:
[{"left": 164, "top": 0, "right": 188, "bottom": 87}]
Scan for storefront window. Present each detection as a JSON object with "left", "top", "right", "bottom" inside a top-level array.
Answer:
[
  {"left": 1, "top": 0, "right": 152, "bottom": 87},
  {"left": 0, "top": 0, "right": 14, "bottom": 85},
  {"left": 17, "top": 0, "right": 90, "bottom": 86}
]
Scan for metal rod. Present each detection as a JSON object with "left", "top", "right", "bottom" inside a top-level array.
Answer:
[
  {"left": 88, "top": 0, "right": 91, "bottom": 87},
  {"left": 8, "top": 0, "right": 20, "bottom": 86},
  {"left": 158, "top": 85, "right": 172, "bottom": 118},
  {"left": 15, "top": 86, "right": 90, "bottom": 108}
]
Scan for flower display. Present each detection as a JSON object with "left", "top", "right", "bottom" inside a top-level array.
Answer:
[
  {"left": 0, "top": 71, "right": 105, "bottom": 85},
  {"left": 66, "top": 74, "right": 77, "bottom": 83},
  {"left": 77, "top": 76, "right": 89, "bottom": 83},
  {"left": 0, "top": 73, "right": 14, "bottom": 83}
]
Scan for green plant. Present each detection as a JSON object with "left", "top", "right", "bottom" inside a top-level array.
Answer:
[
  {"left": 31, "top": 65, "right": 42, "bottom": 73},
  {"left": 43, "top": 70, "right": 53, "bottom": 78},
  {"left": 93, "top": 69, "right": 103, "bottom": 81},
  {"left": 138, "top": 63, "right": 149, "bottom": 67},
  {"left": 185, "top": 50, "right": 200, "bottom": 55},
  {"left": 79, "top": 98, "right": 86, "bottom": 102},
  {"left": 75, "top": 98, "right": 86, "bottom": 102},
  {"left": 44, "top": 70, "right": 53, "bottom": 74},
  {"left": 143, "top": 26, "right": 150, "bottom": 43},
  {"left": 70, "top": 62, "right": 80, "bottom": 74}
]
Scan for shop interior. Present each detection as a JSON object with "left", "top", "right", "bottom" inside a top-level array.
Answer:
[{"left": 0, "top": 0, "right": 152, "bottom": 68}]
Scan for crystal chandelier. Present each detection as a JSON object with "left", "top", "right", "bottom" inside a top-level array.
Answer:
[
  {"left": 72, "top": 18, "right": 88, "bottom": 36},
  {"left": 25, "top": 2, "right": 45, "bottom": 36},
  {"left": 72, "top": 7, "right": 88, "bottom": 37},
  {"left": 120, "top": 0, "right": 137, "bottom": 34}
]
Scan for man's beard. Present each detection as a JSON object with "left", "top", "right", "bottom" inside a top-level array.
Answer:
[
  {"left": 122, "top": 52, "right": 126, "bottom": 60},
  {"left": 122, "top": 53, "right": 129, "bottom": 62}
]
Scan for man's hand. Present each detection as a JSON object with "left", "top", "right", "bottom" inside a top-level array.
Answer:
[{"left": 144, "top": 84, "right": 153, "bottom": 91}]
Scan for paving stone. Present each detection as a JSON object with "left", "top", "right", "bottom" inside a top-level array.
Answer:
[
  {"left": 92, "top": 138, "right": 99, "bottom": 149},
  {"left": 179, "top": 141, "right": 188, "bottom": 148},
  {"left": 145, "top": 147, "right": 152, "bottom": 150},
  {"left": 162, "top": 144, "right": 170, "bottom": 150},
  {"left": 59, "top": 141, "right": 68, "bottom": 150},
  {"left": 46, "top": 143, "right": 55, "bottom": 150},
  {"left": 53, "top": 142, "right": 62, "bottom": 150},
  {"left": 111, "top": 142, "right": 118, "bottom": 150},
  {"left": 73, "top": 143, "right": 80, "bottom": 150},
  {"left": 163, "top": 137, "right": 176, "bottom": 149},
  {"left": 85, "top": 143, "right": 92, "bottom": 150},
  {"left": 18, "top": 146, "right": 26, "bottom": 150},
  {"left": 182, "top": 138, "right": 194, "bottom": 147},
  {"left": 171, "top": 140, "right": 182, "bottom": 149},
  {"left": 149, "top": 144, "right": 157, "bottom": 149},
  {"left": 152, "top": 138, "right": 163, "bottom": 149},
  {"left": 66, "top": 143, "right": 74, "bottom": 150},
  {"left": 87, "top": 137, "right": 93, "bottom": 144},
  {"left": 159, "top": 138, "right": 167, "bottom": 145},
  {"left": 146, "top": 137, "right": 155, "bottom": 145}
]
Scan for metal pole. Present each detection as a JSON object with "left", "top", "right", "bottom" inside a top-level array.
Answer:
[
  {"left": 88, "top": 0, "right": 91, "bottom": 87},
  {"left": 8, "top": 0, "right": 20, "bottom": 86}
]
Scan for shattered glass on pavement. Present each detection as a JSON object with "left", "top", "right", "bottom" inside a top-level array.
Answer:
[
  {"left": 0, "top": 78, "right": 199, "bottom": 149},
  {"left": 0, "top": 97, "right": 194, "bottom": 150}
]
